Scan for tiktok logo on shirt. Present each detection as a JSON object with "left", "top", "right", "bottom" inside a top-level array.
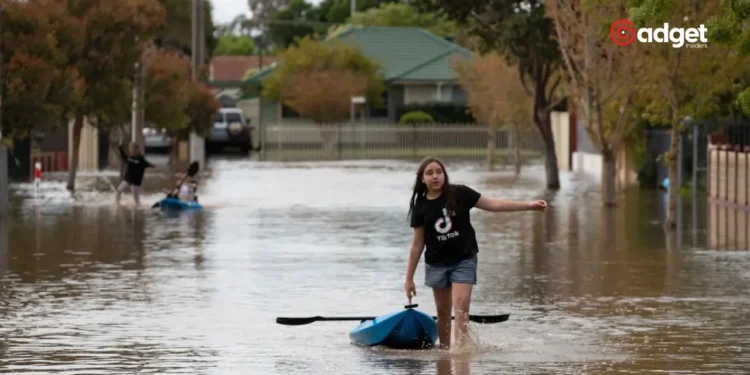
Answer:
[{"left": 434, "top": 208, "right": 460, "bottom": 241}]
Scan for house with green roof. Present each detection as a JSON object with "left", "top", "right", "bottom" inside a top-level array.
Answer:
[{"left": 243, "top": 26, "right": 473, "bottom": 125}]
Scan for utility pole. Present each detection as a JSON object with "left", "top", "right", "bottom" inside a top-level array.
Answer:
[
  {"left": 351, "top": 0, "right": 356, "bottom": 17},
  {"left": 0, "top": 5, "right": 9, "bottom": 215},
  {"left": 131, "top": 39, "right": 145, "bottom": 147},
  {"left": 190, "top": 0, "right": 205, "bottom": 165}
]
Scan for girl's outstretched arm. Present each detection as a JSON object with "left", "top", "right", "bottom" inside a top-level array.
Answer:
[{"left": 474, "top": 195, "right": 547, "bottom": 212}]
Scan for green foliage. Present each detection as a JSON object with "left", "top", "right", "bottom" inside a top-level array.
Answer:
[
  {"left": 399, "top": 111, "right": 435, "bottom": 125},
  {"left": 213, "top": 34, "right": 255, "bottom": 55},
  {"left": 629, "top": 0, "right": 742, "bottom": 123},
  {"left": 263, "top": 0, "right": 398, "bottom": 50},
  {"left": 738, "top": 86, "right": 750, "bottom": 115},
  {"left": 156, "top": 0, "right": 216, "bottom": 60},
  {"left": 262, "top": 36, "right": 387, "bottom": 108},
  {"left": 395, "top": 103, "right": 476, "bottom": 124},
  {"left": 628, "top": 0, "right": 673, "bottom": 26},
  {"left": 347, "top": 3, "right": 456, "bottom": 37},
  {"left": 268, "top": 0, "right": 318, "bottom": 49},
  {"left": 631, "top": 0, "right": 750, "bottom": 119}
]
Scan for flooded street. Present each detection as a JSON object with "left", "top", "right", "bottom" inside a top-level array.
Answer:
[{"left": 1, "top": 157, "right": 748, "bottom": 374}]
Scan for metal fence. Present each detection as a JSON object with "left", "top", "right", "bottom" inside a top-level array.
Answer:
[{"left": 258, "top": 123, "right": 546, "bottom": 165}]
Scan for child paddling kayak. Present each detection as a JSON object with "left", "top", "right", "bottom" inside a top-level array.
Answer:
[
  {"left": 404, "top": 157, "right": 547, "bottom": 349},
  {"left": 116, "top": 142, "right": 155, "bottom": 207}
]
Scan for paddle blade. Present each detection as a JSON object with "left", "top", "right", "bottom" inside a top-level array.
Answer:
[
  {"left": 276, "top": 316, "right": 321, "bottom": 325},
  {"left": 468, "top": 314, "right": 510, "bottom": 324},
  {"left": 276, "top": 316, "right": 376, "bottom": 325},
  {"left": 187, "top": 161, "right": 199, "bottom": 177}
]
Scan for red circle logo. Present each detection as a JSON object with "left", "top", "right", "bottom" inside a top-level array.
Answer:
[{"left": 610, "top": 19, "right": 636, "bottom": 46}]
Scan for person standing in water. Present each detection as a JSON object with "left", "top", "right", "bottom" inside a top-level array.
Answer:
[
  {"left": 404, "top": 157, "right": 547, "bottom": 349},
  {"left": 116, "top": 142, "right": 155, "bottom": 206}
]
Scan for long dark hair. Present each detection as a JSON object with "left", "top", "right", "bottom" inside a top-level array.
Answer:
[{"left": 407, "top": 157, "right": 457, "bottom": 221}]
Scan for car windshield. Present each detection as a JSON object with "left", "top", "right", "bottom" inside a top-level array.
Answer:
[
  {"left": 214, "top": 113, "right": 223, "bottom": 122},
  {"left": 225, "top": 113, "right": 243, "bottom": 123}
]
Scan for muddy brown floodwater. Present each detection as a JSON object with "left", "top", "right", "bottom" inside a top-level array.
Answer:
[{"left": 0, "top": 158, "right": 748, "bottom": 374}]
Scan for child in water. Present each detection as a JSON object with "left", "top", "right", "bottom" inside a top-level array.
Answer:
[
  {"left": 404, "top": 157, "right": 547, "bottom": 349},
  {"left": 116, "top": 142, "right": 155, "bottom": 206},
  {"left": 176, "top": 175, "right": 198, "bottom": 202}
]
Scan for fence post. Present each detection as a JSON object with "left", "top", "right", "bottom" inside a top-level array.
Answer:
[
  {"left": 692, "top": 122, "right": 698, "bottom": 192},
  {"left": 411, "top": 124, "right": 417, "bottom": 160},
  {"left": 691, "top": 122, "right": 698, "bottom": 247}
]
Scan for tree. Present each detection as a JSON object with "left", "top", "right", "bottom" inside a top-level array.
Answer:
[
  {"left": 547, "top": 0, "right": 643, "bottom": 205},
  {"left": 281, "top": 69, "right": 371, "bottom": 123},
  {"left": 628, "top": 0, "right": 739, "bottom": 228},
  {"left": 143, "top": 48, "right": 219, "bottom": 165},
  {"left": 185, "top": 80, "right": 220, "bottom": 139},
  {"left": 242, "top": 0, "right": 401, "bottom": 51},
  {"left": 213, "top": 34, "right": 256, "bottom": 55},
  {"left": 63, "top": 0, "right": 167, "bottom": 192},
  {"left": 347, "top": 3, "right": 456, "bottom": 37},
  {"left": 317, "top": 0, "right": 398, "bottom": 24},
  {"left": 143, "top": 49, "right": 191, "bottom": 134},
  {"left": 410, "top": 0, "right": 565, "bottom": 189},
  {"left": 156, "top": 0, "right": 217, "bottom": 60},
  {"left": 453, "top": 52, "right": 533, "bottom": 174},
  {"left": 267, "top": 0, "right": 317, "bottom": 49},
  {"left": 261, "top": 36, "right": 386, "bottom": 155},
  {"left": 1, "top": 0, "right": 82, "bottom": 141},
  {"left": 701, "top": 0, "right": 750, "bottom": 114},
  {"left": 262, "top": 37, "right": 386, "bottom": 108}
]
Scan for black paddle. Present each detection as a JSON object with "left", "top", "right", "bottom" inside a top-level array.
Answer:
[
  {"left": 151, "top": 161, "right": 200, "bottom": 208},
  {"left": 276, "top": 313, "right": 510, "bottom": 326}
]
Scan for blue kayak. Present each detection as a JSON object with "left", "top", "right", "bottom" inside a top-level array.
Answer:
[
  {"left": 349, "top": 305, "right": 438, "bottom": 349},
  {"left": 158, "top": 197, "right": 203, "bottom": 210}
]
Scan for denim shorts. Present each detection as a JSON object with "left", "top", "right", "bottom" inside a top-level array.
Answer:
[{"left": 425, "top": 255, "right": 478, "bottom": 289}]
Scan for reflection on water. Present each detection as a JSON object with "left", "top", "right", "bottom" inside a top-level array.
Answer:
[
  {"left": 0, "top": 160, "right": 748, "bottom": 374},
  {"left": 0, "top": 214, "right": 7, "bottom": 279}
]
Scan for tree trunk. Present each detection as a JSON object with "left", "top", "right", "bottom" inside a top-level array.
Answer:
[
  {"left": 533, "top": 84, "right": 561, "bottom": 189},
  {"left": 601, "top": 147, "right": 617, "bottom": 206},
  {"left": 535, "top": 107, "right": 561, "bottom": 189},
  {"left": 66, "top": 113, "right": 84, "bottom": 192},
  {"left": 486, "top": 126, "right": 496, "bottom": 171},
  {"left": 664, "top": 118, "right": 680, "bottom": 230}
]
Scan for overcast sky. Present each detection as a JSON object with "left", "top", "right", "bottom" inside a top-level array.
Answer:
[{"left": 210, "top": 0, "right": 323, "bottom": 25}]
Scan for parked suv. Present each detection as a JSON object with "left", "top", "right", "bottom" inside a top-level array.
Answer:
[{"left": 207, "top": 107, "right": 253, "bottom": 153}]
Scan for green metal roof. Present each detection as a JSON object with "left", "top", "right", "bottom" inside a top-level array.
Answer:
[{"left": 245, "top": 26, "right": 472, "bottom": 84}]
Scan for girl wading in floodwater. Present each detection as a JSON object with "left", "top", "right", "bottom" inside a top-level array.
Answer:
[{"left": 404, "top": 157, "right": 547, "bottom": 349}]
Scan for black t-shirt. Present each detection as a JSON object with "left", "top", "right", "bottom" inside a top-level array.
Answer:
[
  {"left": 409, "top": 184, "right": 482, "bottom": 266},
  {"left": 119, "top": 146, "right": 154, "bottom": 186}
]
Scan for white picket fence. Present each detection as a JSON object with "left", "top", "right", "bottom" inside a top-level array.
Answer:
[{"left": 257, "top": 123, "right": 546, "bottom": 164}]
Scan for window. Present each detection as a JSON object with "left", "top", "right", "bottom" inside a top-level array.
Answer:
[
  {"left": 404, "top": 85, "right": 436, "bottom": 104},
  {"left": 225, "top": 112, "right": 244, "bottom": 123}
]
